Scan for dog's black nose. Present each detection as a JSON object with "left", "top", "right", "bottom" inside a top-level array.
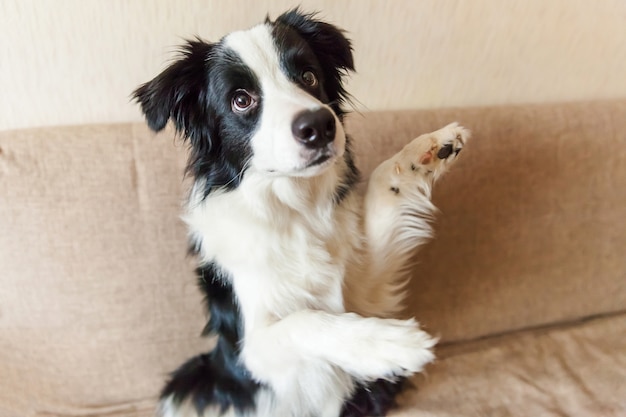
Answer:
[{"left": 292, "top": 108, "right": 336, "bottom": 149}]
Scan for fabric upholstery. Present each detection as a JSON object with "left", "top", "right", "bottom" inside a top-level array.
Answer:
[{"left": 397, "top": 313, "right": 626, "bottom": 416}]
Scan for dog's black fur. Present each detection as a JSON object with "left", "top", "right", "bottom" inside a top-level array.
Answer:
[{"left": 160, "top": 264, "right": 260, "bottom": 415}]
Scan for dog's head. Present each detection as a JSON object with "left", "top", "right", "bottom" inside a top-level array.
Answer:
[{"left": 133, "top": 9, "right": 354, "bottom": 196}]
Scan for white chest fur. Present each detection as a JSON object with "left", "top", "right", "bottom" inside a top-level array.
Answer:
[{"left": 184, "top": 170, "right": 361, "bottom": 335}]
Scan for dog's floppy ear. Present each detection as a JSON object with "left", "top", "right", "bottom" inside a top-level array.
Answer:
[
  {"left": 275, "top": 9, "right": 355, "bottom": 107},
  {"left": 132, "top": 39, "right": 213, "bottom": 134}
]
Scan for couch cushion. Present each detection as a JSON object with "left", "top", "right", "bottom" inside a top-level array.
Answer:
[
  {"left": 394, "top": 313, "right": 626, "bottom": 416},
  {"left": 0, "top": 124, "right": 197, "bottom": 417}
]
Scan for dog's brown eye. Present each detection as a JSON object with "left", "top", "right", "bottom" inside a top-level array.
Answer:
[
  {"left": 232, "top": 90, "right": 255, "bottom": 113},
  {"left": 301, "top": 70, "right": 318, "bottom": 87}
]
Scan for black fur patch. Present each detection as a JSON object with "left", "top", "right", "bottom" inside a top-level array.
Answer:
[
  {"left": 334, "top": 136, "right": 360, "bottom": 204},
  {"left": 160, "top": 264, "right": 261, "bottom": 415},
  {"left": 274, "top": 8, "right": 354, "bottom": 117},
  {"left": 132, "top": 40, "right": 259, "bottom": 199},
  {"left": 341, "top": 378, "right": 408, "bottom": 417}
]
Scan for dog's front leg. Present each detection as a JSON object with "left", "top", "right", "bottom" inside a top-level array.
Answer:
[
  {"left": 241, "top": 309, "right": 436, "bottom": 388},
  {"left": 359, "top": 122, "right": 471, "bottom": 317}
]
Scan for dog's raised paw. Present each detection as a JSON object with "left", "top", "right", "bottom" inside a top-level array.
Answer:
[
  {"left": 409, "top": 122, "right": 470, "bottom": 174},
  {"left": 377, "top": 122, "right": 470, "bottom": 200}
]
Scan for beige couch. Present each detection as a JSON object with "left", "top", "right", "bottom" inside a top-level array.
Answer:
[{"left": 1, "top": 100, "right": 625, "bottom": 417}]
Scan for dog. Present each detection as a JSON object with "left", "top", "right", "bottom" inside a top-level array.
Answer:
[{"left": 133, "top": 8, "right": 470, "bottom": 417}]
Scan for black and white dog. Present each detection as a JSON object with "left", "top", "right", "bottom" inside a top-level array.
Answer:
[{"left": 134, "top": 9, "right": 469, "bottom": 417}]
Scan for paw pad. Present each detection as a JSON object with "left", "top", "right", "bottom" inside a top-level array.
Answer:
[{"left": 437, "top": 143, "right": 454, "bottom": 159}]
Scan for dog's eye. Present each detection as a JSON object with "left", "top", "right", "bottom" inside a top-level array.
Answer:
[
  {"left": 231, "top": 90, "right": 256, "bottom": 113},
  {"left": 301, "top": 70, "right": 318, "bottom": 87}
]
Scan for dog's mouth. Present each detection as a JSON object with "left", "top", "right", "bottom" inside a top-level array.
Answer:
[
  {"left": 264, "top": 151, "right": 336, "bottom": 177},
  {"left": 285, "top": 149, "right": 337, "bottom": 177},
  {"left": 306, "top": 153, "right": 332, "bottom": 168},
  {"left": 302, "top": 146, "right": 340, "bottom": 171}
]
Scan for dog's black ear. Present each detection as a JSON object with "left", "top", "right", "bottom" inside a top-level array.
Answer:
[
  {"left": 132, "top": 39, "right": 213, "bottom": 134},
  {"left": 276, "top": 9, "right": 355, "bottom": 107}
]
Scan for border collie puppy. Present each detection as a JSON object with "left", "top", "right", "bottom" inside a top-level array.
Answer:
[{"left": 133, "top": 8, "right": 469, "bottom": 417}]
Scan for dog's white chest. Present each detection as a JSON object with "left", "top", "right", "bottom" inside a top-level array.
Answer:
[{"left": 185, "top": 188, "right": 355, "bottom": 329}]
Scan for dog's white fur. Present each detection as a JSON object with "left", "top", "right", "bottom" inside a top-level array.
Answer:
[{"left": 162, "top": 22, "right": 470, "bottom": 417}]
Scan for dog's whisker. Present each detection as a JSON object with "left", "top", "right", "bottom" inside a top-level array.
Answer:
[{"left": 222, "top": 158, "right": 252, "bottom": 189}]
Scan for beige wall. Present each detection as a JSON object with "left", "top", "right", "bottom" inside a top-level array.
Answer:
[{"left": 2, "top": 0, "right": 625, "bottom": 131}]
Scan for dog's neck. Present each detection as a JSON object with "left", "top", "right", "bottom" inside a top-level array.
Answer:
[
  {"left": 230, "top": 158, "right": 348, "bottom": 224},
  {"left": 184, "top": 154, "right": 355, "bottom": 269}
]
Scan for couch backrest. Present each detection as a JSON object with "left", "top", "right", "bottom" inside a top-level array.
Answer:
[
  {"left": 1, "top": 101, "right": 625, "bottom": 416},
  {"left": 346, "top": 100, "right": 626, "bottom": 343}
]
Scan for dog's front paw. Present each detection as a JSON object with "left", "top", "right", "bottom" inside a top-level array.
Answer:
[
  {"left": 372, "top": 318, "right": 437, "bottom": 379},
  {"left": 343, "top": 317, "right": 437, "bottom": 381}
]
